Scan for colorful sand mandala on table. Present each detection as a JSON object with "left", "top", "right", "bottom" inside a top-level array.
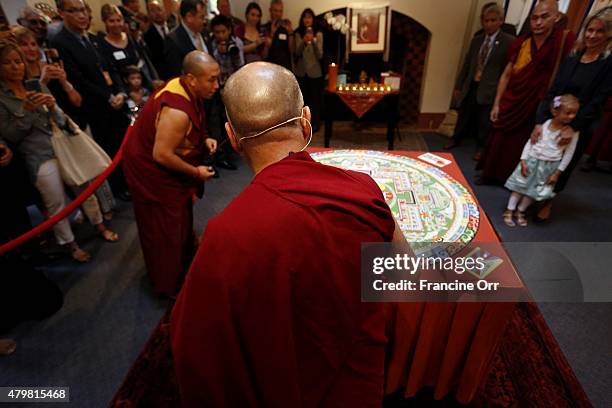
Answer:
[{"left": 311, "top": 150, "right": 480, "bottom": 257}]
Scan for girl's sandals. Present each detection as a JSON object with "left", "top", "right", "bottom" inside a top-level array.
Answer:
[
  {"left": 100, "top": 229, "right": 119, "bottom": 243},
  {"left": 71, "top": 246, "right": 91, "bottom": 263},
  {"left": 0, "top": 339, "right": 17, "bottom": 356},
  {"left": 515, "top": 211, "right": 528, "bottom": 227},
  {"left": 503, "top": 210, "right": 515, "bottom": 227}
]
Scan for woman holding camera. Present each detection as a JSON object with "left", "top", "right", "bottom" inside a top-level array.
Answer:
[
  {"left": 11, "top": 26, "right": 81, "bottom": 109},
  {"left": 294, "top": 8, "right": 323, "bottom": 132},
  {"left": 0, "top": 41, "right": 118, "bottom": 262},
  {"left": 13, "top": 26, "right": 116, "bottom": 220}
]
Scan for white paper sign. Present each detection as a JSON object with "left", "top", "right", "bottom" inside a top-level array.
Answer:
[{"left": 417, "top": 153, "right": 452, "bottom": 168}]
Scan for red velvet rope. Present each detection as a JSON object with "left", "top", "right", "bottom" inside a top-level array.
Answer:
[{"left": 0, "top": 126, "right": 133, "bottom": 255}]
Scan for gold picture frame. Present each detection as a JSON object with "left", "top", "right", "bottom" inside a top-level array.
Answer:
[{"left": 349, "top": 6, "right": 388, "bottom": 53}]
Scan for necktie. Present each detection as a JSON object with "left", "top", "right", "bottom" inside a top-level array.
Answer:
[
  {"left": 195, "top": 34, "right": 204, "bottom": 52},
  {"left": 81, "top": 35, "right": 90, "bottom": 49},
  {"left": 475, "top": 36, "right": 491, "bottom": 81}
]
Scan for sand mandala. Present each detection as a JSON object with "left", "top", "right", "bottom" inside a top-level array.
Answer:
[{"left": 311, "top": 150, "right": 480, "bottom": 257}]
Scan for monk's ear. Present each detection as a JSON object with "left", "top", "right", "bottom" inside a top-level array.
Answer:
[
  {"left": 184, "top": 73, "right": 196, "bottom": 88},
  {"left": 301, "top": 106, "right": 312, "bottom": 140},
  {"left": 225, "top": 122, "right": 242, "bottom": 153}
]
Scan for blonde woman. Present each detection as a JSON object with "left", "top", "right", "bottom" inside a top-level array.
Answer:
[
  {"left": 0, "top": 41, "right": 119, "bottom": 262},
  {"left": 531, "top": 8, "right": 612, "bottom": 220},
  {"left": 12, "top": 26, "right": 116, "bottom": 220}
]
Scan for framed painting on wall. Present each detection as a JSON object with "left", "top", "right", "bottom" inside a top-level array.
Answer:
[{"left": 349, "top": 5, "right": 389, "bottom": 53}]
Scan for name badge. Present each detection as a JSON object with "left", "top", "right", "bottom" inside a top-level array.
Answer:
[
  {"left": 113, "top": 51, "right": 127, "bottom": 60},
  {"left": 278, "top": 33, "right": 287, "bottom": 41}
]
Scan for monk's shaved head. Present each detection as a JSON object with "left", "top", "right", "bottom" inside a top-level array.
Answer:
[
  {"left": 182, "top": 51, "right": 218, "bottom": 76},
  {"left": 534, "top": 0, "right": 559, "bottom": 14},
  {"left": 222, "top": 62, "right": 304, "bottom": 138},
  {"left": 531, "top": 0, "right": 559, "bottom": 35}
]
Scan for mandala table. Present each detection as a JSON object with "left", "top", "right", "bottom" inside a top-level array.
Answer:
[{"left": 309, "top": 148, "right": 518, "bottom": 404}]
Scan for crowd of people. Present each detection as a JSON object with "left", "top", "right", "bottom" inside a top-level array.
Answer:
[
  {"left": 0, "top": 0, "right": 610, "bottom": 371},
  {"left": 0, "top": 0, "right": 326, "bottom": 265}
]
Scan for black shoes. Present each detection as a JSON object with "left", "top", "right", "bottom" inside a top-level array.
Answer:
[
  {"left": 216, "top": 159, "right": 237, "bottom": 170},
  {"left": 118, "top": 190, "right": 132, "bottom": 202}
]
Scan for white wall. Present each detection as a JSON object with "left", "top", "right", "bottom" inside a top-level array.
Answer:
[
  {"left": 234, "top": 0, "right": 477, "bottom": 114},
  {"left": 1, "top": 0, "right": 484, "bottom": 114}
]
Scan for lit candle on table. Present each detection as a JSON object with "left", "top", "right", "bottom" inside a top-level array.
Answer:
[{"left": 328, "top": 63, "right": 338, "bottom": 92}]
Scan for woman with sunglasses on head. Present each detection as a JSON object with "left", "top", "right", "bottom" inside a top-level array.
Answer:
[{"left": 0, "top": 41, "right": 119, "bottom": 262}]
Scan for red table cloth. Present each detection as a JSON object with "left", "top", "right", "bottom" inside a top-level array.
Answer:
[
  {"left": 335, "top": 90, "right": 396, "bottom": 118},
  {"left": 308, "top": 148, "right": 519, "bottom": 404}
]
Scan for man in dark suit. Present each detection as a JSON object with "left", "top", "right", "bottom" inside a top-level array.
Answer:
[
  {"left": 50, "top": 0, "right": 131, "bottom": 199},
  {"left": 163, "top": 0, "right": 209, "bottom": 79},
  {"left": 144, "top": 0, "right": 170, "bottom": 79},
  {"left": 445, "top": 3, "right": 515, "bottom": 160}
]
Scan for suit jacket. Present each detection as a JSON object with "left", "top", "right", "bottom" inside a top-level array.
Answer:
[
  {"left": 144, "top": 24, "right": 167, "bottom": 79},
  {"left": 49, "top": 27, "right": 123, "bottom": 127},
  {"left": 455, "top": 30, "right": 515, "bottom": 106},
  {"left": 164, "top": 24, "right": 209, "bottom": 79}
]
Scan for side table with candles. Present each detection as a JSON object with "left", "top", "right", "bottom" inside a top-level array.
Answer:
[{"left": 324, "top": 84, "right": 400, "bottom": 150}]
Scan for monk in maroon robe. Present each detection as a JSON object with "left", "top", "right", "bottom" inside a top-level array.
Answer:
[
  {"left": 123, "top": 52, "right": 219, "bottom": 296},
  {"left": 477, "top": 0, "right": 575, "bottom": 184},
  {"left": 171, "top": 62, "right": 405, "bottom": 407}
]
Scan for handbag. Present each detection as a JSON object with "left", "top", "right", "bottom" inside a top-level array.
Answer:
[{"left": 50, "top": 115, "right": 111, "bottom": 186}]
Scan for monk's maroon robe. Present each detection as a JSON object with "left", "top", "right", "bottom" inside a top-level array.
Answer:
[
  {"left": 171, "top": 151, "right": 396, "bottom": 407},
  {"left": 123, "top": 77, "right": 208, "bottom": 296},
  {"left": 478, "top": 28, "right": 575, "bottom": 184}
]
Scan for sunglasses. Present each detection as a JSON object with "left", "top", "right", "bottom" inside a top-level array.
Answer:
[{"left": 27, "top": 19, "right": 47, "bottom": 27}]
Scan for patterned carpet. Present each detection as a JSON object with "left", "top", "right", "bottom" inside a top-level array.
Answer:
[{"left": 110, "top": 303, "right": 591, "bottom": 407}]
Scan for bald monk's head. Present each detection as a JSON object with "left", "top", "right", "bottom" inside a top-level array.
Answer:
[
  {"left": 530, "top": 0, "right": 560, "bottom": 36},
  {"left": 182, "top": 51, "right": 220, "bottom": 100},
  {"left": 222, "top": 62, "right": 311, "bottom": 173},
  {"left": 223, "top": 62, "right": 311, "bottom": 147}
]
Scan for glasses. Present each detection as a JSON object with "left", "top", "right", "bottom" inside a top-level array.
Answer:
[
  {"left": 27, "top": 19, "right": 47, "bottom": 27},
  {"left": 64, "top": 8, "right": 88, "bottom": 15}
]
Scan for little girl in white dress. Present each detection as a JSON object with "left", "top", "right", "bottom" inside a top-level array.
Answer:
[{"left": 503, "top": 94, "right": 580, "bottom": 227}]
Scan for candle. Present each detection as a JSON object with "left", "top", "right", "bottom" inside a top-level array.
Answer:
[
  {"left": 328, "top": 63, "right": 338, "bottom": 92},
  {"left": 338, "top": 85, "right": 343, "bottom": 91}
]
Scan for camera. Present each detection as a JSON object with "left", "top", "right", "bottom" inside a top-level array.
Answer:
[
  {"left": 44, "top": 48, "right": 60, "bottom": 64},
  {"left": 226, "top": 39, "right": 240, "bottom": 56}
]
